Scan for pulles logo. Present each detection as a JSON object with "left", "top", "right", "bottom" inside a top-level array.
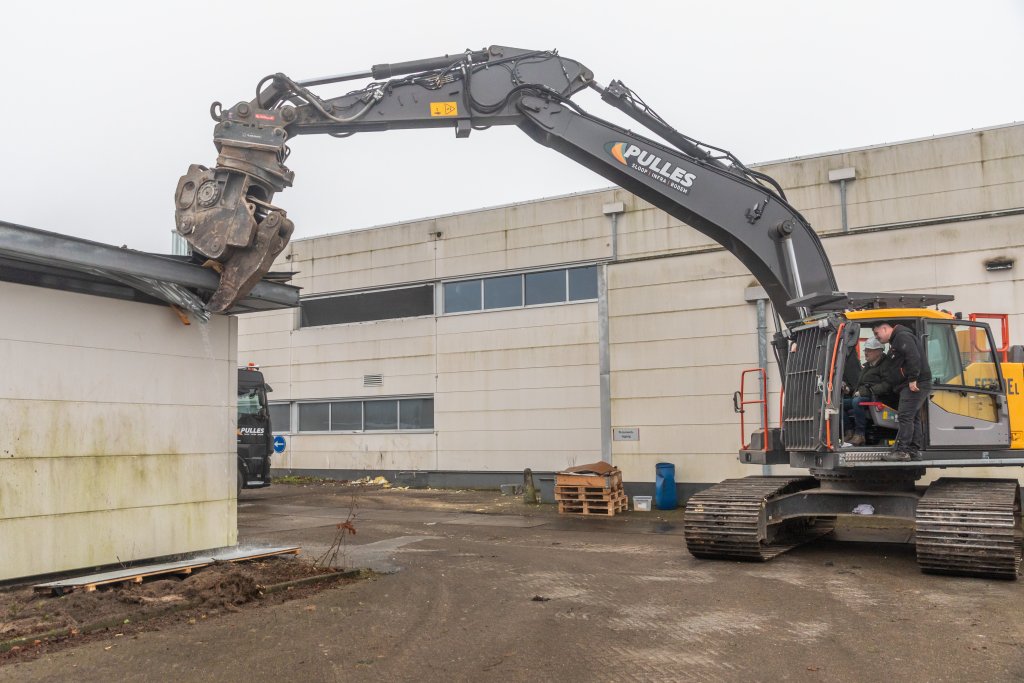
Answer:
[
  {"left": 238, "top": 427, "right": 265, "bottom": 436},
  {"left": 606, "top": 142, "right": 697, "bottom": 194}
]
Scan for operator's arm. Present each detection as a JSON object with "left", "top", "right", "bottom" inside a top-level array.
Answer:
[
  {"left": 871, "top": 359, "right": 896, "bottom": 396},
  {"left": 894, "top": 327, "right": 924, "bottom": 382}
]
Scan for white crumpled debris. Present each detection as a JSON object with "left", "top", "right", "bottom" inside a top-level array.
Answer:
[{"left": 852, "top": 503, "right": 875, "bottom": 515}]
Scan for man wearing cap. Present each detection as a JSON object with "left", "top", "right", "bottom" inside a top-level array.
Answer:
[
  {"left": 872, "top": 321, "right": 933, "bottom": 461},
  {"left": 844, "top": 337, "right": 898, "bottom": 446}
]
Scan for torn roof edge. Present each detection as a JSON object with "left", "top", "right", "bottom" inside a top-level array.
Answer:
[{"left": 0, "top": 220, "right": 300, "bottom": 315}]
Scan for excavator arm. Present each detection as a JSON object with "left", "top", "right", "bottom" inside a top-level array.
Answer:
[{"left": 175, "top": 45, "right": 837, "bottom": 319}]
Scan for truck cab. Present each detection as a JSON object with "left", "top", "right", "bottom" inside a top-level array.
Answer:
[{"left": 237, "top": 364, "right": 273, "bottom": 493}]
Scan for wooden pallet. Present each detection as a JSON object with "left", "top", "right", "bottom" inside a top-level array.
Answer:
[
  {"left": 556, "top": 486, "right": 628, "bottom": 516},
  {"left": 555, "top": 486, "right": 628, "bottom": 501},
  {"left": 557, "top": 495, "right": 629, "bottom": 516},
  {"left": 555, "top": 465, "right": 627, "bottom": 516},
  {"left": 555, "top": 470, "right": 622, "bottom": 491}
]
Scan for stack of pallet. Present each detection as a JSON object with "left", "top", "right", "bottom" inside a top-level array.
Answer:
[{"left": 555, "top": 461, "right": 628, "bottom": 516}]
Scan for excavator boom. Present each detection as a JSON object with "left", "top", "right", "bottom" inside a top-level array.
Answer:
[{"left": 175, "top": 45, "right": 837, "bottom": 318}]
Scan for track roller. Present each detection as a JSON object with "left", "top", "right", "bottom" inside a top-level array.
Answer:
[
  {"left": 684, "top": 476, "right": 831, "bottom": 561},
  {"left": 915, "top": 478, "right": 1023, "bottom": 579}
]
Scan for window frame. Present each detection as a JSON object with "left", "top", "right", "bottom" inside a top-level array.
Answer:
[
  {"left": 268, "top": 402, "right": 292, "bottom": 433},
  {"left": 925, "top": 320, "right": 1005, "bottom": 394},
  {"left": 287, "top": 396, "right": 435, "bottom": 434},
  {"left": 442, "top": 279, "right": 483, "bottom": 314},
  {"left": 443, "top": 264, "right": 599, "bottom": 315}
]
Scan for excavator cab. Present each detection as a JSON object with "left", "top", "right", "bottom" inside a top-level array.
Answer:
[
  {"left": 839, "top": 310, "right": 1012, "bottom": 454},
  {"left": 740, "top": 305, "right": 1018, "bottom": 467}
]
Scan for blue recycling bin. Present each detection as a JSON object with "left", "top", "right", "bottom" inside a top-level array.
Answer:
[{"left": 655, "top": 462, "right": 678, "bottom": 510}]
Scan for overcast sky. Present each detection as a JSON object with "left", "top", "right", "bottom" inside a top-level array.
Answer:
[{"left": 3, "top": 1, "right": 1021, "bottom": 253}]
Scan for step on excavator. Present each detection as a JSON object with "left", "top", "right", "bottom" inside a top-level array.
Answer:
[{"left": 175, "top": 45, "right": 1024, "bottom": 578}]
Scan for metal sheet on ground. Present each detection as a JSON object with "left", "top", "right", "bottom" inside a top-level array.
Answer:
[{"left": 33, "top": 546, "right": 301, "bottom": 594}]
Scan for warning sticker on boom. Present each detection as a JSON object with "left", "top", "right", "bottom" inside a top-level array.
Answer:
[{"left": 430, "top": 102, "right": 459, "bottom": 117}]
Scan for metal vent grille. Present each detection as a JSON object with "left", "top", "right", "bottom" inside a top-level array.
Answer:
[
  {"left": 363, "top": 374, "right": 383, "bottom": 387},
  {"left": 781, "top": 325, "right": 832, "bottom": 451}
]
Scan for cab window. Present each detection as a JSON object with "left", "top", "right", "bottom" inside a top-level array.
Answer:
[{"left": 926, "top": 322, "right": 1002, "bottom": 391}]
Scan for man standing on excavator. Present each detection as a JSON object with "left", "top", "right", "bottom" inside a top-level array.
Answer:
[{"left": 872, "top": 321, "right": 933, "bottom": 461}]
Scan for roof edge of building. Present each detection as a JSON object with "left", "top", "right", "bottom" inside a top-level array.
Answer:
[{"left": 291, "top": 120, "right": 1022, "bottom": 243}]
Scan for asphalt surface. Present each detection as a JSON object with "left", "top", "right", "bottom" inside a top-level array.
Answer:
[{"left": 4, "top": 483, "right": 1024, "bottom": 682}]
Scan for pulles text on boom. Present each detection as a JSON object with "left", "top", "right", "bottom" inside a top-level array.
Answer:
[{"left": 607, "top": 142, "right": 697, "bottom": 194}]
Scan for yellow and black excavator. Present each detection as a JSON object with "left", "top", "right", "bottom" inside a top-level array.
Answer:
[{"left": 176, "top": 46, "right": 1023, "bottom": 578}]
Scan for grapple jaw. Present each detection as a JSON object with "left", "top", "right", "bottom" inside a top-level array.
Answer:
[
  {"left": 174, "top": 99, "right": 297, "bottom": 313},
  {"left": 174, "top": 164, "right": 294, "bottom": 312}
]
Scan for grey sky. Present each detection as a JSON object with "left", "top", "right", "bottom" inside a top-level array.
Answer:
[{"left": 3, "top": 1, "right": 1021, "bottom": 253}]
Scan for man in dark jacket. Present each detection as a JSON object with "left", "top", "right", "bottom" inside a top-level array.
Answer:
[
  {"left": 844, "top": 337, "right": 898, "bottom": 445},
  {"left": 872, "top": 321, "right": 933, "bottom": 461}
]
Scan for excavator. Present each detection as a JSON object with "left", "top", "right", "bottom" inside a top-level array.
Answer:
[{"left": 175, "top": 45, "right": 1024, "bottom": 578}]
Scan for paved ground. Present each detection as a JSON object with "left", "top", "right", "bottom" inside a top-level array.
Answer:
[{"left": 5, "top": 483, "right": 1024, "bottom": 682}]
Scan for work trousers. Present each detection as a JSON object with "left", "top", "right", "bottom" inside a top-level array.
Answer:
[
  {"left": 894, "top": 381, "right": 931, "bottom": 454},
  {"left": 843, "top": 396, "right": 870, "bottom": 436}
]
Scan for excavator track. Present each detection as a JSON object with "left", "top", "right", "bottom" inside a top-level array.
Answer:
[
  {"left": 915, "top": 478, "right": 1023, "bottom": 579},
  {"left": 684, "top": 476, "right": 830, "bottom": 561}
]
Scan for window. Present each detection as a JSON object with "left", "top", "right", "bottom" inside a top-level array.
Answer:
[
  {"left": 444, "top": 280, "right": 481, "bottom": 313},
  {"left": 926, "top": 323, "right": 964, "bottom": 386},
  {"left": 400, "top": 398, "right": 434, "bottom": 429},
  {"left": 237, "top": 389, "right": 263, "bottom": 416},
  {"left": 300, "top": 284, "right": 434, "bottom": 327},
  {"left": 364, "top": 400, "right": 399, "bottom": 430},
  {"left": 525, "top": 270, "right": 566, "bottom": 305},
  {"left": 927, "top": 322, "right": 1002, "bottom": 391},
  {"left": 484, "top": 275, "right": 522, "bottom": 309},
  {"left": 926, "top": 321, "right": 1004, "bottom": 427},
  {"left": 443, "top": 265, "right": 600, "bottom": 314},
  {"left": 291, "top": 397, "right": 433, "bottom": 432},
  {"left": 268, "top": 403, "right": 290, "bottom": 432},
  {"left": 568, "top": 266, "right": 598, "bottom": 301},
  {"left": 298, "top": 403, "right": 330, "bottom": 432},
  {"left": 330, "top": 401, "right": 362, "bottom": 431}
]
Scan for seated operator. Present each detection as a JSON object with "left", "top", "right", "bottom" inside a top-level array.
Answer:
[
  {"left": 842, "top": 343, "right": 862, "bottom": 399},
  {"left": 844, "top": 337, "right": 898, "bottom": 446}
]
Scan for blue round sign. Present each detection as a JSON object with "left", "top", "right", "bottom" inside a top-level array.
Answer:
[{"left": 273, "top": 435, "right": 287, "bottom": 454}]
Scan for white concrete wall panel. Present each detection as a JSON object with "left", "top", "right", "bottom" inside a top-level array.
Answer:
[
  {"left": 0, "top": 501, "right": 235, "bottom": 583},
  {"left": 435, "top": 303, "right": 600, "bottom": 472},
  {"left": 0, "top": 282, "right": 237, "bottom": 581}
]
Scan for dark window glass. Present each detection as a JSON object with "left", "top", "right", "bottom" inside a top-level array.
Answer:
[
  {"left": 399, "top": 398, "right": 434, "bottom": 429},
  {"left": 525, "top": 270, "right": 566, "bottom": 305},
  {"left": 237, "top": 389, "right": 262, "bottom": 416},
  {"left": 298, "top": 403, "right": 329, "bottom": 432},
  {"left": 330, "top": 401, "right": 362, "bottom": 430},
  {"left": 568, "top": 266, "right": 598, "bottom": 301},
  {"left": 268, "top": 403, "right": 290, "bottom": 432},
  {"left": 364, "top": 400, "right": 399, "bottom": 430},
  {"left": 484, "top": 275, "right": 522, "bottom": 309},
  {"left": 300, "top": 285, "right": 434, "bottom": 327},
  {"left": 444, "top": 280, "right": 482, "bottom": 313}
]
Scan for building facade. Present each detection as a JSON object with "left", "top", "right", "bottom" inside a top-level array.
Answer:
[
  {"left": 0, "top": 223, "right": 298, "bottom": 581},
  {"left": 239, "top": 123, "right": 1024, "bottom": 497}
]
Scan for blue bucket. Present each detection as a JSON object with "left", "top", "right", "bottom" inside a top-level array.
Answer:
[{"left": 655, "top": 462, "right": 678, "bottom": 510}]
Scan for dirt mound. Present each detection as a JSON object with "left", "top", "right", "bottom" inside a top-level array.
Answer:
[
  {"left": 0, "top": 557, "right": 333, "bottom": 643},
  {"left": 179, "top": 564, "right": 262, "bottom": 609}
]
